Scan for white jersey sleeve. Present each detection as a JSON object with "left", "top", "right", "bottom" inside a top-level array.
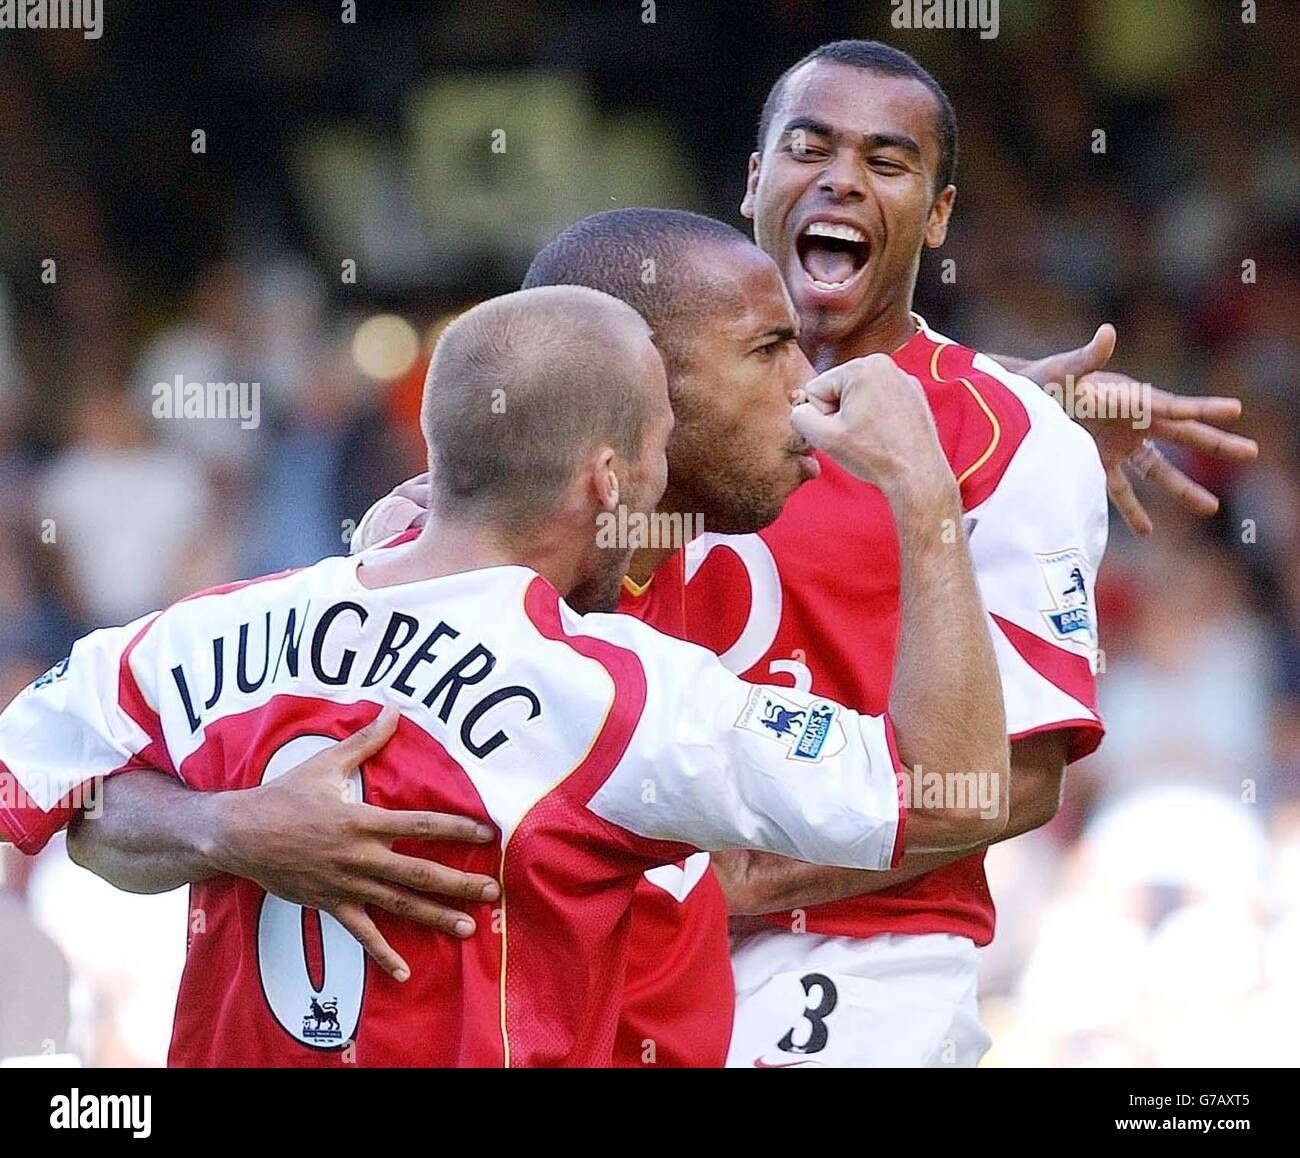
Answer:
[
  {"left": 577, "top": 611, "right": 905, "bottom": 870},
  {"left": 967, "top": 353, "right": 1109, "bottom": 760},
  {"left": 0, "top": 615, "right": 162, "bottom": 852}
]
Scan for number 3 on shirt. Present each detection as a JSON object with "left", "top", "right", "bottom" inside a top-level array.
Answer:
[
  {"left": 255, "top": 734, "right": 367, "bottom": 1049},
  {"left": 778, "top": 972, "right": 839, "bottom": 1055}
]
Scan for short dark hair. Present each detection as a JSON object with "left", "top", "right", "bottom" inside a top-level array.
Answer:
[
  {"left": 757, "top": 40, "right": 957, "bottom": 195},
  {"left": 522, "top": 208, "right": 752, "bottom": 366}
]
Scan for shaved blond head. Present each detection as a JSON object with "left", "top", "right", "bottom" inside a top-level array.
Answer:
[{"left": 422, "top": 285, "right": 663, "bottom": 533}]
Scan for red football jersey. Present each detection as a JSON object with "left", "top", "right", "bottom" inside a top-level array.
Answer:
[
  {"left": 683, "top": 318, "right": 1108, "bottom": 944},
  {"left": 612, "top": 553, "right": 734, "bottom": 1069},
  {"left": 0, "top": 556, "right": 907, "bottom": 1066}
]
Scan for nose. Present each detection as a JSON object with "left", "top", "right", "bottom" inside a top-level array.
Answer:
[
  {"left": 818, "top": 148, "right": 865, "bottom": 202},
  {"left": 786, "top": 347, "right": 816, "bottom": 403}
]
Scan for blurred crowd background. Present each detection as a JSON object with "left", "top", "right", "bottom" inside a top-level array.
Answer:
[{"left": 1, "top": 0, "right": 1296, "bottom": 1067}]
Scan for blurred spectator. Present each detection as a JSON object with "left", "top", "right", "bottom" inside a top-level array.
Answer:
[
  {"left": 36, "top": 387, "right": 211, "bottom": 625},
  {"left": 132, "top": 261, "right": 265, "bottom": 470}
]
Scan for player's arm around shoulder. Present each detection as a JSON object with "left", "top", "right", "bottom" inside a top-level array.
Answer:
[
  {"left": 64, "top": 705, "right": 502, "bottom": 983},
  {"left": 54, "top": 589, "right": 502, "bottom": 984}
]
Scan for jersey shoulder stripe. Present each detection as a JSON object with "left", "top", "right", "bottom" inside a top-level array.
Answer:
[
  {"left": 991, "top": 611, "right": 1099, "bottom": 717},
  {"left": 117, "top": 612, "right": 174, "bottom": 777},
  {"left": 895, "top": 321, "right": 1031, "bottom": 509},
  {"left": 520, "top": 577, "right": 648, "bottom": 808}
]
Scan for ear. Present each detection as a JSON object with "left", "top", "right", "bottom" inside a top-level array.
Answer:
[
  {"left": 740, "top": 153, "right": 761, "bottom": 221},
  {"left": 924, "top": 185, "right": 956, "bottom": 248},
  {"left": 591, "top": 447, "right": 620, "bottom": 512}
]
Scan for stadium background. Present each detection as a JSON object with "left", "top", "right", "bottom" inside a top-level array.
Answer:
[{"left": 0, "top": 0, "right": 1296, "bottom": 1066}]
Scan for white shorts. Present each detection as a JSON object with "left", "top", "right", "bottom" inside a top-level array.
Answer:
[{"left": 726, "top": 929, "right": 991, "bottom": 1068}]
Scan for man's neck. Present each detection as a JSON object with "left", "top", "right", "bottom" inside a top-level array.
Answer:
[
  {"left": 624, "top": 486, "right": 715, "bottom": 586},
  {"left": 802, "top": 306, "right": 919, "bottom": 372},
  {"left": 356, "top": 516, "right": 583, "bottom": 595},
  {"left": 626, "top": 543, "right": 676, "bottom": 586}
]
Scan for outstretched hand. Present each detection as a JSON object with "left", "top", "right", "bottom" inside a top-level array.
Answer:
[{"left": 1018, "top": 324, "right": 1258, "bottom": 535}]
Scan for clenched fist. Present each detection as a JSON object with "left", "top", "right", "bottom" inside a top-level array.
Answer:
[{"left": 792, "top": 353, "right": 953, "bottom": 499}]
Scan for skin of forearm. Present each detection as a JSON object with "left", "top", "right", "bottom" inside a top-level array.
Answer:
[
  {"left": 988, "top": 353, "right": 1030, "bottom": 374},
  {"left": 719, "top": 733, "right": 1067, "bottom": 915},
  {"left": 717, "top": 846, "right": 958, "bottom": 916},
  {"left": 66, "top": 772, "right": 224, "bottom": 894},
  {"left": 885, "top": 473, "right": 1008, "bottom": 801}
]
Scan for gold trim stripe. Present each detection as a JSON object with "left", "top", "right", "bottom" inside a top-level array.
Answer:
[
  {"left": 928, "top": 341, "right": 1001, "bottom": 487},
  {"left": 620, "top": 573, "right": 652, "bottom": 599}
]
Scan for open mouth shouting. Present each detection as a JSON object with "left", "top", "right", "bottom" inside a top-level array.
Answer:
[{"left": 794, "top": 219, "right": 871, "bottom": 302}]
